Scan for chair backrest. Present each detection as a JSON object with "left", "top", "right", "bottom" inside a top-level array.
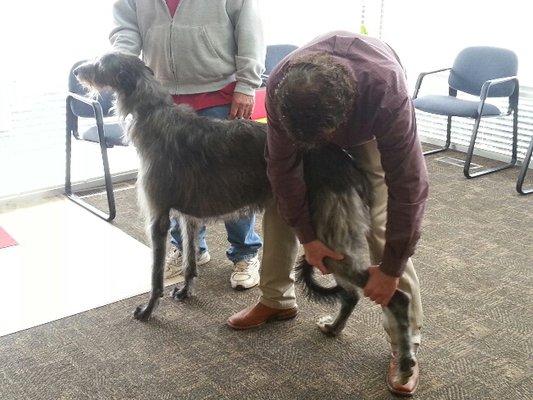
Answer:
[
  {"left": 265, "top": 44, "right": 298, "bottom": 76},
  {"left": 68, "top": 60, "right": 115, "bottom": 118},
  {"left": 448, "top": 46, "right": 518, "bottom": 97}
]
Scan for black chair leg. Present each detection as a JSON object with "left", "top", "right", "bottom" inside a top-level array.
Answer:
[
  {"left": 65, "top": 128, "right": 116, "bottom": 221},
  {"left": 464, "top": 109, "right": 518, "bottom": 179},
  {"left": 66, "top": 122, "right": 73, "bottom": 197},
  {"left": 423, "top": 116, "right": 452, "bottom": 156},
  {"left": 516, "top": 134, "right": 533, "bottom": 195},
  {"left": 98, "top": 137, "right": 117, "bottom": 220}
]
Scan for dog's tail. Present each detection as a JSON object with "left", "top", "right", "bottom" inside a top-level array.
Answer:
[{"left": 295, "top": 256, "right": 342, "bottom": 305}]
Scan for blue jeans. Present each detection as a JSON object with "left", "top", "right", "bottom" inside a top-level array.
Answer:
[{"left": 169, "top": 104, "right": 263, "bottom": 263}]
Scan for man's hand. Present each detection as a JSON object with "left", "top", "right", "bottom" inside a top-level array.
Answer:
[
  {"left": 230, "top": 92, "right": 255, "bottom": 119},
  {"left": 363, "top": 265, "right": 399, "bottom": 306},
  {"left": 302, "top": 240, "right": 344, "bottom": 275}
]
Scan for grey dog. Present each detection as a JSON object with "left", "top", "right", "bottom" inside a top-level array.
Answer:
[{"left": 74, "top": 52, "right": 415, "bottom": 383}]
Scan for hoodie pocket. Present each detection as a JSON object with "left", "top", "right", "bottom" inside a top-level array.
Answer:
[
  {"left": 172, "top": 25, "right": 235, "bottom": 84},
  {"left": 142, "top": 24, "right": 174, "bottom": 84}
]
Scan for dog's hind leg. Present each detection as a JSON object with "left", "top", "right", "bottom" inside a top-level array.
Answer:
[
  {"left": 384, "top": 290, "right": 416, "bottom": 384},
  {"left": 317, "top": 268, "right": 369, "bottom": 336},
  {"left": 318, "top": 290, "right": 359, "bottom": 337},
  {"left": 171, "top": 215, "right": 199, "bottom": 301},
  {"left": 134, "top": 213, "right": 170, "bottom": 321}
]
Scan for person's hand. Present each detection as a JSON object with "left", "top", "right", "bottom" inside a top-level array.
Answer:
[
  {"left": 230, "top": 92, "right": 255, "bottom": 119},
  {"left": 302, "top": 240, "right": 344, "bottom": 275},
  {"left": 363, "top": 265, "right": 399, "bottom": 306}
]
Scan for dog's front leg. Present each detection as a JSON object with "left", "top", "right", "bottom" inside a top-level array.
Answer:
[
  {"left": 134, "top": 213, "right": 170, "bottom": 321},
  {"left": 171, "top": 215, "right": 199, "bottom": 301},
  {"left": 384, "top": 290, "right": 416, "bottom": 384}
]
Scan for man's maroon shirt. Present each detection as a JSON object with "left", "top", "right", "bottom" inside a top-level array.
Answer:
[{"left": 265, "top": 32, "right": 429, "bottom": 277}]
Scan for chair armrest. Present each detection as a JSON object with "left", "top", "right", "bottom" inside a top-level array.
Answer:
[
  {"left": 479, "top": 76, "right": 518, "bottom": 100},
  {"left": 66, "top": 92, "right": 106, "bottom": 144},
  {"left": 67, "top": 92, "right": 105, "bottom": 126},
  {"left": 413, "top": 67, "right": 451, "bottom": 99},
  {"left": 478, "top": 76, "right": 519, "bottom": 116}
]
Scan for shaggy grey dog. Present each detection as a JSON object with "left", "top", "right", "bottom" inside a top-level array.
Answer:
[
  {"left": 296, "top": 148, "right": 415, "bottom": 383},
  {"left": 74, "top": 52, "right": 415, "bottom": 383}
]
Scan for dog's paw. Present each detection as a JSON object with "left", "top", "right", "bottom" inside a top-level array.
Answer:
[
  {"left": 170, "top": 284, "right": 191, "bottom": 301},
  {"left": 397, "top": 356, "right": 416, "bottom": 384},
  {"left": 317, "top": 315, "right": 339, "bottom": 337},
  {"left": 133, "top": 304, "right": 152, "bottom": 321}
]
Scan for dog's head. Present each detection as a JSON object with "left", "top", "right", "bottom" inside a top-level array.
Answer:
[{"left": 74, "top": 52, "right": 154, "bottom": 96}]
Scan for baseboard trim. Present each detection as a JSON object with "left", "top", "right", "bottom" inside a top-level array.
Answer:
[{"left": 0, "top": 170, "right": 138, "bottom": 211}]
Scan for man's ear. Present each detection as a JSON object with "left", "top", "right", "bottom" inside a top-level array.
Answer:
[{"left": 117, "top": 70, "right": 137, "bottom": 95}]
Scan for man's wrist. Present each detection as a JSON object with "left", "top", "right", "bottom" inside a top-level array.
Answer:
[
  {"left": 378, "top": 257, "right": 406, "bottom": 278},
  {"left": 234, "top": 82, "right": 255, "bottom": 96}
]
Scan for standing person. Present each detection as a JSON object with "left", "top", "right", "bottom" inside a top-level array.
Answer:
[
  {"left": 227, "top": 31, "right": 429, "bottom": 396},
  {"left": 110, "top": 0, "right": 265, "bottom": 290}
]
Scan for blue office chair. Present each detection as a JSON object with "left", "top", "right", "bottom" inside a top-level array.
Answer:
[
  {"left": 413, "top": 47, "right": 519, "bottom": 178},
  {"left": 516, "top": 134, "right": 532, "bottom": 195},
  {"left": 66, "top": 60, "right": 129, "bottom": 221},
  {"left": 262, "top": 44, "right": 298, "bottom": 86}
]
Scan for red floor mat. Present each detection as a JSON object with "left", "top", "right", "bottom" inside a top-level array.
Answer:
[{"left": 0, "top": 227, "right": 17, "bottom": 249}]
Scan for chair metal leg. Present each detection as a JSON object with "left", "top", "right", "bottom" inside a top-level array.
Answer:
[
  {"left": 66, "top": 123, "right": 73, "bottom": 196},
  {"left": 65, "top": 142, "right": 116, "bottom": 221},
  {"left": 423, "top": 116, "right": 452, "bottom": 156},
  {"left": 65, "top": 106, "right": 116, "bottom": 221},
  {"left": 98, "top": 137, "right": 117, "bottom": 220},
  {"left": 516, "top": 133, "right": 533, "bottom": 195},
  {"left": 463, "top": 109, "right": 518, "bottom": 179}
]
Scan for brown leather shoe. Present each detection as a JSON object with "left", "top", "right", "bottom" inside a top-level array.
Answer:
[
  {"left": 386, "top": 351, "right": 419, "bottom": 397},
  {"left": 227, "top": 302, "right": 298, "bottom": 330}
]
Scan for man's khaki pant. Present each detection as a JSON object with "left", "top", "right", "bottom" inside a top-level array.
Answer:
[{"left": 258, "top": 139, "right": 423, "bottom": 348}]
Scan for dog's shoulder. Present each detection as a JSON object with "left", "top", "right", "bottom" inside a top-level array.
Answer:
[{"left": 303, "top": 145, "right": 370, "bottom": 200}]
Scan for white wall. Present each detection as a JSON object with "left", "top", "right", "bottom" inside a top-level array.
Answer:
[
  {"left": 382, "top": 0, "right": 533, "bottom": 87},
  {"left": 261, "top": 0, "right": 364, "bottom": 45}
]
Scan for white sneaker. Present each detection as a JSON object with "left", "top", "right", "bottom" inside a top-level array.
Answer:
[
  {"left": 164, "top": 248, "right": 211, "bottom": 278},
  {"left": 230, "top": 256, "right": 260, "bottom": 290}
]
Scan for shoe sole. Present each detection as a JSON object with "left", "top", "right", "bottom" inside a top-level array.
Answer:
[
  {"left": 386, "top": 376, "right": 418, "bottom": 397},
  {"left": 227, "top": 311, "right": 298, "bottom": 330},
  {"left": 232, "top": 280, "right": 259, "bottom": 291},
  {"left": 233, "top": 284, "right": 257, "bottom": 291},
  {"left": 231, "top": 273, "right": 259, "bottom": 291}
]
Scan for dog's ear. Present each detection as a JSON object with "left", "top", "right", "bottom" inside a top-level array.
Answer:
[{"left": 117, "top": 70, "right": 137, "bottom": 95}]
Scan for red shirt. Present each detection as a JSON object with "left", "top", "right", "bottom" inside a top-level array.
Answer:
[
  {"left": 166, "top": 0, "right": 235, "bottom": 110},
  {"left": 166, "top": 0, "right": 181, "bottom": 16},
  {"left": 172, "top": 82, "right": 236, "bottom": 111}
]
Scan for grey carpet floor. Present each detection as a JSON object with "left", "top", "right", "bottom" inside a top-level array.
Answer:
[{"left": 0, "top": 150, "right": 531, "bottom": 400}]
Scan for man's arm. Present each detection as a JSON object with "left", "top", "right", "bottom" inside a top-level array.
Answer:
[
  {"left": 227, "top": 0, "right": 265, "bottom": 96},
  {"left": 265, "top": 97, "right": 315, "bottom": 244},
  {"left": 375, "top": 96, "right": 429, "bottom": 277},
  {"left": 109, "top": 0, "right": 142, "bottom": 56}
]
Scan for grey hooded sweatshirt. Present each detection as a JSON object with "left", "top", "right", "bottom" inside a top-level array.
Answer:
[{"left": 110, "top": 0, "right": 265, "bottom": 96}]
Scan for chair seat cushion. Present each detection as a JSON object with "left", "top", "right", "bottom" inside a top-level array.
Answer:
[
  {"left": 413, "top": 95, "right": 501, "bottom": 118},
  {"left": 80, "top": 122, "right": 128, "bottom": 147}
]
